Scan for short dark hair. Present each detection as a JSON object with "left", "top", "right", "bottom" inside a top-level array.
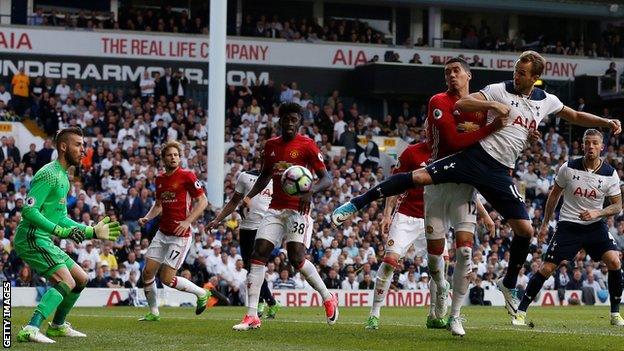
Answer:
[
  {"left": 278, "top": 102, "right": 302, "bottom": 119},
  {"left": 55, "top": 127, "right": 83, "bottom": 149},
  {"left": 582, "top": 128, "right": 603, "bottom": 142},
  {"left": 445, "top": 57, "right": 471, "bottom": 74}
]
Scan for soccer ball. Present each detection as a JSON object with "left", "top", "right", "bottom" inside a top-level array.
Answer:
[{"left": 281, "top": 165, "right": 313, "bottom": 196}]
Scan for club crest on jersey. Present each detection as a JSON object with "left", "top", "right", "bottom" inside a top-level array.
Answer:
[
  {"left": 290, "top": 150, "right": 300, "bottom": 159},
  {"left": 456, "top": 121, "right": 480, "bottom": 132},
  {"left": 387, "top": 239, "right": 394, "bottom": 246},
  {"left": 161, "top": 191, "right": 176, "bottom": 201},
  {"left": 25, "top": 197, "right": 35, "bottom": 207},
  {"left": 426, "top": 225, "right": 434, "bottom": 234},
  {"left": 433, "top": 109, "right": 443, "bottom": 120}
]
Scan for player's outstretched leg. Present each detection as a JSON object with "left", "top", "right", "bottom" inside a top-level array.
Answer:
[
  {"left": 499, "top": 221, "right": 532, "bottom": 316},
  {"left": 332, "top": 172, "right": 417, "bottom": 226},
  {"left": 18, "top": 281, "right": 72, "bottom": 343},
  {"left": 47, "top": 265, "right": 89, "bottom": 338},
  {"left": 160, "top": 274, "right": 213, "bottom": 315},
  {"left": 367, "top": 256, "right": 396, "bottom": 330}
]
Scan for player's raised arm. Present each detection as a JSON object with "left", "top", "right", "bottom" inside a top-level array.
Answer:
[
  {"left": 556, "top": 106, "right": 622, "bottom": 135},
  {"left": 455, "top": 92, "right": 510, "bottom": 117}
]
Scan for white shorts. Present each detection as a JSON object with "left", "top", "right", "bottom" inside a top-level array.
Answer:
[
  {"left": 145, "top": 230, "right": 192, "bottom": 270},
  {"left": 424, "top": 183, "right": 477, "bottom": 240},
  {"left": 386, "top": 212, "right": 427, "bottom": 258},
  {"left": 256, "top": 209, "right": 313, "bottom": 248}
]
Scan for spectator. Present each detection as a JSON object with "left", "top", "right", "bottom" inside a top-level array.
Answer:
[
  {"left": 139, "top": 71, "right": 155, "bottom": 98},
  {"left": 54, "top": 78, "right": 71, "bottom": 102},
  {"left": 408, "top": 53, "right": 422, "bottom": 64},
  {"left": 323, "top": 269, "right": 341, "bottom": 289},
  {"left": 273, "top": 269, "right": 296, "bottom": 289},
  {"left": 11, "top": 67, "right": 30, "bottom": 116},
  {"left": 0, "top": 85, "right": 10, "bottom": 106},
  {"left": 341, "top": 272, "right": 359, "bottom": 290}
]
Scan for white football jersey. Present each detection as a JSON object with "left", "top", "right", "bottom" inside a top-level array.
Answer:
[
  {"left": 234, "top": 171, "right": 273, "bottom": 230},
  {"left": 479, "top": 81, "right": 564, "bottom": 168},
  {"left": 555, "top": 158, "right": 621, "bottom": 224}
]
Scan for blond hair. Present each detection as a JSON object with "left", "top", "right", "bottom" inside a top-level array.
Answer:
[{"left": 161, "top": 140, "right": 182, "bottom": 159}]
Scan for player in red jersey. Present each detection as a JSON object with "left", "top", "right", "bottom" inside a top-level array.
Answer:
[
  {"left": 423, "top": 58, "right": 501, "bottom": 336},
  {"left": 137, "top": 141, "right": 211, "bottom": 321},
  {"left": 365, "top": 141, "right": 450, "bottom": 330},
  {"left": 233, "top": 103, "right": 335, "bottom": 331}
]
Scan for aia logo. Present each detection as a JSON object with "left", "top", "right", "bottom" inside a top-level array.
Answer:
[
  {"left": 573, "top": 187, "right": 597, "bottom": 199},
  {"left": 512, "top": 116, "right": 537, "bottom": 130}
]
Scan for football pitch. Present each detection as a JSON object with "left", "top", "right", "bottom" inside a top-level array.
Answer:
[{"left": 9, "top": 306, "right": 624, "bottom": 350}]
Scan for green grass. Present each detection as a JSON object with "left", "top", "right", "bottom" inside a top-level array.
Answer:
[{"left": 9, "top": 306, "right": 624, "bottom": 351}]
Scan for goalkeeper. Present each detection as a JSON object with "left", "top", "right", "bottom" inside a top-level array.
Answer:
[{"left": 16, "top": 127, "right": 121, "bottom": 344}]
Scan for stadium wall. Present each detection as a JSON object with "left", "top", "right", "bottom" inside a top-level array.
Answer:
[
  {"left": 11, "top": 287, "right": 607, "bottom": 308},
  {"left": 1, "top": 25, "right": 622, "bottom": 83}
]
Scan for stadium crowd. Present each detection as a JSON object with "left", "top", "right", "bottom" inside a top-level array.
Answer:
[
  {"left": 28, "top": 5, "right": 624, "bottom": 59},
  {"left": 0, "top": 66, "right": 623, "bottom": 306}
]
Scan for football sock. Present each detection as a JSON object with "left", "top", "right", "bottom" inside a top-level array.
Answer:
[
  {"left": 260, "top": 280, "right": 276, "bottom": 306},
  {"left": 299, "top": 260, "right": 332, "bottom": 301},
  {"left": 52, "top": 284, "right": 85, "bottom": 325},
  {"left": 518, "top": 272, "right": 547, "bottom": 312},
  {"left": 29, "top": 281, "right": 70, "bottom": 328},
  {"left": 608, "top": 269, "right": 622, "bottom": 313},
  {"left": 351, "top": 172, "right": 414, "bottom": 210},
  {"left": 371, "top": 262, "right": 394, "bottom": 318},
  {"left": 427, "top": 254, "right": 445, "bottom": 289},
  {"left": 144, "top": 278, "right": 159, "bottom": 315},
  {"left": 246, "top": 263, "right": 267, "bottom": 317},
  {"left": 428, "top": 278, "right": 437, "bottom": 317},
  {"left": 451, "top": 247, "right": 472, "bottom": 317},
  {"left": 503, "top": 235, "right": 530, "bottom": 289},
  {"left": 170, "top": 276, "right": 207, "bottom": 297}
]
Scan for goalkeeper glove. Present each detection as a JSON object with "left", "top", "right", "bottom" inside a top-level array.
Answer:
[
  {"left": 52, "top": 226, "right": 86, "bottom": 243},
  {"left": 85, "top": 216, "right": 121, "bottom": 241}
]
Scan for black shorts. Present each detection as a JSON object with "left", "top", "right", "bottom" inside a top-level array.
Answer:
[
  {"left": 544, "top": 221, "right": 617, "bottom": 264},
  {"left": 425, "top": 144, "right": 528, "bottom": 220}
]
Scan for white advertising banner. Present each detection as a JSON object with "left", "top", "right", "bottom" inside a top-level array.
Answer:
[
  {"left": 10, "top": 287, "right": 607, "bottom": 308},
  {"left": 1, "top": 26, "right": 622, "bottom": 81}
]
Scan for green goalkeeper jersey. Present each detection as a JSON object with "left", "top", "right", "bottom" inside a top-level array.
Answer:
[{"left": 14, "top": 160, "right": 86, "bottom": 246}]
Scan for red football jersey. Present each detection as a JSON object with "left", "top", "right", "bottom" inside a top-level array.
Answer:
[
  {"left": 156, "top": 167, "right": 204, "bottom": 237},
  {"left": 393, "top": 142, "right": 430, "bottom": 218},
  {"left": 263, "top": 134, "right": 326, "bottom": 211},
  {"left": 426, "top": 92, "right": 493, "bottom": 161}
]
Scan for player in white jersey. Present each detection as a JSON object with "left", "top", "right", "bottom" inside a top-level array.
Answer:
[
  {"left": 208, "top": 168, "right": 280, "bottom": 318},
  {"left": 512, "top": 129, "right": 623, "bottom": 326},
  {"left": 332, "top": 51, "right": 621, "bottom": 317}
]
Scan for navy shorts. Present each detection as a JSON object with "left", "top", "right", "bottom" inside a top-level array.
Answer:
[
  {"left": 544, "top": 221, "right": 617, "bottom": 264},
  {"left": 425, "top": 144, "right": 528, "bottom": 220}
]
